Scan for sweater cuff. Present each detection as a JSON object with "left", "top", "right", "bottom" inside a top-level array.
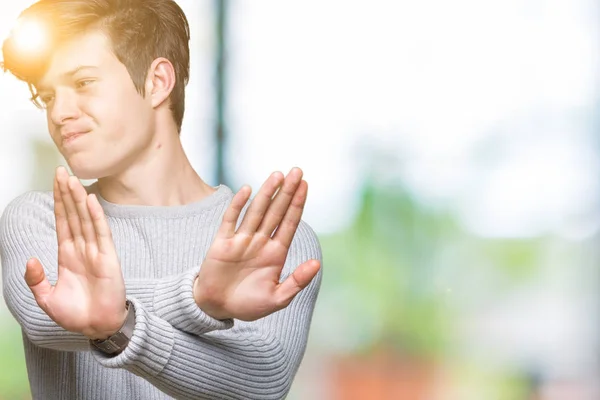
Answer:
[
  {"left": 91, "top": 298, "right": 174, "bottom": 376},
  {"left": 153, "top": 268, "right": 234, "bottom": 335}
]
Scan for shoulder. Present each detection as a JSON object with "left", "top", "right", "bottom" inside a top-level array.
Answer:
[
  {"left": 292, "top": 220, "right": 322, "bottom": 259},
  {"left": 0, "top": 190, "right": 55, "bottom": 238},
  {"left": 284, "top": 220, "right": 323, "bottom": 275}
]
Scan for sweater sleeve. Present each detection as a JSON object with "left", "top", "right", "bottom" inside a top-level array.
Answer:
[
  {"left": 93, "top": 220, "right": 323, "bottom": 400},
  {"left": 0, "top": 192, "right": 232, "bottom": 352}
]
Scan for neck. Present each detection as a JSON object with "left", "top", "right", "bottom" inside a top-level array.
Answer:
[{"left": 94, "top": 128, "right": 216, "bottom": 207}]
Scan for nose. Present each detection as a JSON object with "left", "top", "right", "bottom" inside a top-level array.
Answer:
[{"left": 49, "top": 90, "right": 81, "bottom": 126}]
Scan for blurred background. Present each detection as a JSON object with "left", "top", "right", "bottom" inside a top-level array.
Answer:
[{"left": 1, "top": 0, "right": 600, "bottom": 399}]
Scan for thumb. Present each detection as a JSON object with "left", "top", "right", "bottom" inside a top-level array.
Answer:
[
  {"left": 24, "top": 258, "right": 53, "bottom": 308},
  {"left": 274, "top": 259, "right": 321, "bottom": 309}
]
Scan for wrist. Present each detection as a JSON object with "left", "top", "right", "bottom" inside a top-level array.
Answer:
[
  {"left": 193, "top": 277, "right": 230, "bottom": 321},
  {"left": 90, "top": 300, "right": 135, "bottom": 355},
  {"left": 87, "top": 303, "right": 130, "bottom": 341}
]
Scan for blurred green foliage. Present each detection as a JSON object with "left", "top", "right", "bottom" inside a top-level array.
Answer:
[
  {"left": 0, "top": 316, "right": 30, "bottom": 399},
  {"left": 318, "top": 180, "right": 543, "bottom": 359}
]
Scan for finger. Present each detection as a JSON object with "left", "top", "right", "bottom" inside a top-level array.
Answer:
[
  {"left": 257, "top": 167, "right": 303, "bottom": 237},
  {"left": 217, "top": 185, "right": 252, "bottom": 239},
  {"left": 53, "top": 171, "right": 73, "bottom": 245},
  {"left": 24, "top": 258, "right": 54, "bottom": 310},
  {"left": 273, "top": 259, "right": 321, "bottom": 309},
  {"left": 57, "top": 167, "right": 83, "bottom": 241},
  {"left": 236, "top": 171, "right": 284, "bottom": 235},
  {"left": 68, "top": 176, "right": 97, "bottom": 245},
  {"left": 86, "top": 194, "right": 114, "bottom": 256},
  {"left": 272, "top": 179, "right": 308, "bottom": 249}
]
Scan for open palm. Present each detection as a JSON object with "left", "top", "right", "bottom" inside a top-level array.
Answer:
[
  {"left": 194, "top": 168, "right": 321, "bottom": 321},
  {"left": 25, "top": 167, "right": 127, "bottom": 339}
]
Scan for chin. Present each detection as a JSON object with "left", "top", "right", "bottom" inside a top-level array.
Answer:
[
  {"left": 66, "top": 158, "right": 109, "bottom": 180},
  {"left": 68, "top": 168, "right": 103, "bottom": 180}
]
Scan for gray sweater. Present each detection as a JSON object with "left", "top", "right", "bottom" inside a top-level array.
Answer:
[{"left": 0, "top": 184, "right": 322, "bottom": 399}]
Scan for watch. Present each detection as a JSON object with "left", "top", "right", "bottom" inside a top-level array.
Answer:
[{"left": 90, "top": 300, "right": 135, "bottom": 355}]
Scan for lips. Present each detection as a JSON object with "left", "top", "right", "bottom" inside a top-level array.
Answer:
[{"left": 61, "top": 131, "right": 88, "bottom": 145}]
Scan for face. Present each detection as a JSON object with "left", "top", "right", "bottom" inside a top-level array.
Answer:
[{"left": 36, "top": 30, "right": 155, "bottom": 180}]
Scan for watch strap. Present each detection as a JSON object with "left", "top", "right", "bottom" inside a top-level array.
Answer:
[{"left": 90, "top": 300, "right": 135, "bottom": 355}]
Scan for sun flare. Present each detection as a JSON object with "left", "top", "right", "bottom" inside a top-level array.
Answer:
[{"left": 12, "top": 17, "right": 47, "bottom": 54}]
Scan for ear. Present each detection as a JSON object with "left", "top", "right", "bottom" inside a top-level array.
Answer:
[{"left": 145, "top": 57, "right": 176, "bottom": 108}]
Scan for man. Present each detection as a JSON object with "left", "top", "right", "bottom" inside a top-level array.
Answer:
[{"left": 0, "top": 0, "right": 322, "bottom": 399}]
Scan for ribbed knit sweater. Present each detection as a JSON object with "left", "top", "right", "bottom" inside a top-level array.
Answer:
[{"left": 0, "top": 184, "right": 322, "bottom": 400}]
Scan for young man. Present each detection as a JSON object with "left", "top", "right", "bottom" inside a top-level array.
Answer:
[{"left": 0, "top": 1, "right": 322, "bottom": 399}]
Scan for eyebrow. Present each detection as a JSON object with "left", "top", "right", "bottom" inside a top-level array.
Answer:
[
  {"left": 63, "top": 65, "right": 99, "bottom": 78},
  {"left": 37, "top": 65, "right": 100, "bottom": 90}
]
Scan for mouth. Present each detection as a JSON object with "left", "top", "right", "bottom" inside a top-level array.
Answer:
[{"left": 62, "top": 131, "right": 88, "bottom": 146}]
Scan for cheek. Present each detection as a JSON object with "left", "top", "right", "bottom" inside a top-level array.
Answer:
[
  {"left": 95, "top": 99, "right": 154, "bottom": 159},
  {"left": 83, "top": 96, "right": 125, "bottom": 139},
  {"left": 99, "top": 88, "right": 149, "bottom": 130}
]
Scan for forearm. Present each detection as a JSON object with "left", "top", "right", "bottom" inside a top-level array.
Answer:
[
  {"left": 148, "top": 268, "right": 233, "bottom": 335},
  {"left": 97, "top": 299, "right": 289, "bottom": 400},
  {"left": 94, "top": 269, "right": 320, "bottom": 400}
]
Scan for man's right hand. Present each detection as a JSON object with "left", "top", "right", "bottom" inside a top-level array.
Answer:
[
  {"left": 193, "top": 167, "right": 321, "bottom": 321},
  {"left": 24, "top": 167, "right": 128, "bottom": 340}
]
